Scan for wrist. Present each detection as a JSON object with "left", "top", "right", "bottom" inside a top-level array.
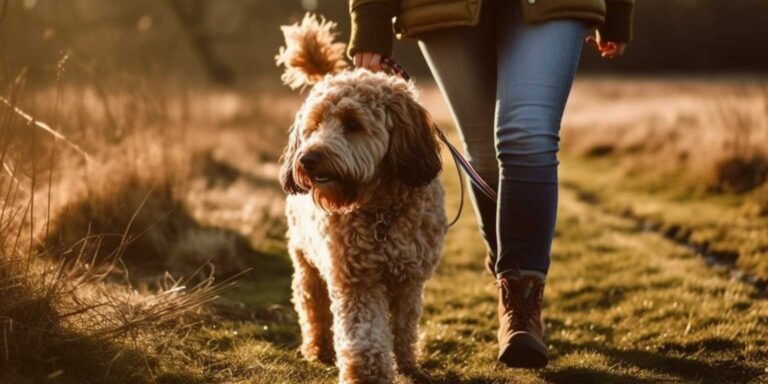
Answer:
[
  {"left": 598, "top": 1, "right": 634, "bottom": 44},
  {"left": 348, "top": 3, "right": 395, "bottom": 59}
]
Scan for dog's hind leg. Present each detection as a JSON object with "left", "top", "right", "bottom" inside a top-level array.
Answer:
[
  {"left": 330, "top": 283, "right": 393, "bottom": 384},
  {"left": 389, "top": 282, "right": 426, "bottom": 377},
  {"left": 290, "top": 248, "right": 335, "bottom": 364}
]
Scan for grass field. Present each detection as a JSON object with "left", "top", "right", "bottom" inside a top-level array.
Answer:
[
  {"left": 2, "top": 78, "right": 768, "bottom": 383},
  {"left": 167, "top": 147, "right": 768, "bottom": 384}
]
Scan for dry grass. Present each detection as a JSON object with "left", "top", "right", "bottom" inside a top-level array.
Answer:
[
  {"left": 562, "top": 78, "right": 768, "bottom": 194},
  {"left": 0, "top": 71, "right": 273, "bottom": 382}
]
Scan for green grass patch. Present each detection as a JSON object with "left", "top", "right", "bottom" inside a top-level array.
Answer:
[{"left": 560, "top": 155, "right": 768, "bottom": 281}]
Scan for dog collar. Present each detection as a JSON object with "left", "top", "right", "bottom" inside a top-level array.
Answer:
[{"left": 372, "top": 208, "right": 397, "bottom": 243}]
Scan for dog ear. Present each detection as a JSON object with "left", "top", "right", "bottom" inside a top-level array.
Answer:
[
  {"left": 279, "top": 120, "right": 308, "bottom": 194},
  {"left": 384, "top": 96, "right": 442, "bottom": 187}
]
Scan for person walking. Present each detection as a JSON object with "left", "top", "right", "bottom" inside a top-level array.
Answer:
[{"left": 347, "top": 0, "right": 634, "bottom": 368}]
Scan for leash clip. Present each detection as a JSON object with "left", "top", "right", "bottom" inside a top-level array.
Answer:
[{"left": 373, "top": 209, "right": 390, "bottom": 242}]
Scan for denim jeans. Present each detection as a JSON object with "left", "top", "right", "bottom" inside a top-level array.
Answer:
[{"left": 418, "top": 0, "right": 586, "bottom": 276}]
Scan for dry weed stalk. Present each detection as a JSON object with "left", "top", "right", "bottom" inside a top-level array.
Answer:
[
  {"left": 0, "top": 74, "right": 242, "bottom": 378},
  {"left": 0, "top": 96, "right": 92, "bottom": 163}
]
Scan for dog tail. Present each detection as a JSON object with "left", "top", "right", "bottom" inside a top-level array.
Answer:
[{"left": 276, "top": 13, "right": 348, "bottom": 90}]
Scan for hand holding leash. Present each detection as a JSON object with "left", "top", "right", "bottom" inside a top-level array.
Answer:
[{"left": 353, "top": 52, "right": 383, "bottom": 71}]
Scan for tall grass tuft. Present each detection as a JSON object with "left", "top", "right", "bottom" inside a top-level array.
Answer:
[{"left": 0, "top": 73, "right": 241, "bottom": 382}]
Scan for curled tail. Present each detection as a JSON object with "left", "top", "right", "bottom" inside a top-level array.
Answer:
[{"left": 275, "top": 13, "right": 348, "bottom": 90}]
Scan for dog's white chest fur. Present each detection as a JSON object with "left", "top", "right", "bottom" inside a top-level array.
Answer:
[{"left": 285, "top": 180, "right": 446, "bottom": 286}]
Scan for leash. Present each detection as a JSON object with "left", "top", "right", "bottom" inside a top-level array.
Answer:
[{"left": 381, "top": 57, "right": 498, "bottom": 227}]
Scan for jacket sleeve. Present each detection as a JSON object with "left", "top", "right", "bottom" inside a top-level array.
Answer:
[
  {"left": 348, "top": 0, "right": 398, "bottom": 58},
  {"left": 598, "top": 0, "right": 635, "bottom": 43}
]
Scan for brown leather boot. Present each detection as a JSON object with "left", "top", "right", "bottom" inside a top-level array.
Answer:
[{"left": 496, "top": 272, "right": 548, "bottom": 368}]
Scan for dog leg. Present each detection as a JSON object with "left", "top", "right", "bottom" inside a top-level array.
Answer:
[
  {"left": 330, "top": 283, "right": 393, "bottom": 384},
  {"left": 390, "top": 282, "right": 426, "bottom": 377},
  {"left": 290, "top": 248, "right": 334, "bottom": 364}
]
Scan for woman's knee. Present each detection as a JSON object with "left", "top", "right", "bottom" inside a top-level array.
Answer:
[
  {"left": 495, "top": 116, "right": 561, "bottom": 168},
  {"left": 494, "top": 113, "right": 561, "bottom": 184},
  {"left": 494, "top": 78, "right": 571, "bottom": 168}
]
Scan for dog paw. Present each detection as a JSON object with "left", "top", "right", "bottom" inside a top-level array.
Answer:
[
  {"left": 315, "top": 350, "right": 335, "bottom": 365},
  {"left": 300, "top": 344, "right": 335, "bottom": 365}
]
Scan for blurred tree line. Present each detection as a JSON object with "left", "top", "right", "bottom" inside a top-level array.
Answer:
[{"left": 0, "top": 0, "right": 767, "bottom": 87}]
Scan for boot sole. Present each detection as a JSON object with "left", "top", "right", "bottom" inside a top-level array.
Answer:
[{"left": 498, "top": 332, "right": 549, "bottom": 369}]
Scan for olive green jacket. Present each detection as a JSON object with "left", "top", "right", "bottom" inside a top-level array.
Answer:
[{"left": 348, "top": 0, "right": 634, "bottom": 58}]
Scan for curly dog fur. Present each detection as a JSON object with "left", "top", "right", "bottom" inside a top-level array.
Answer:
[{"left": 276, "top": 14, "right": 447, "bottom": 384}]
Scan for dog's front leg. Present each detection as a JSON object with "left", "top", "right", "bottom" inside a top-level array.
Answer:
[
  {"left": 290, "top": 248, "right": 334, "bottom": 363},
  {"left": 330, "top": 283, "right": 393, "bottom": 384},
  {"left": 389, "top": 282, "right": 425, "bottom": 376}
]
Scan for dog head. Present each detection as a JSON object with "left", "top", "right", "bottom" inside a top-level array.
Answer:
[{"left": 276, "top": 14, "right": 441, "bottom": 212}]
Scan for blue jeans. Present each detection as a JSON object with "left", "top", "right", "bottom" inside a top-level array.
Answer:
[{"left": 419, "top": 0, "right": 586, "bottom": 276}]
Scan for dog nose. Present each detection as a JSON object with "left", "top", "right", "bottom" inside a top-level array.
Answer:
[{"left": 299, "top": 151, "right": 322, "bottom": 170}]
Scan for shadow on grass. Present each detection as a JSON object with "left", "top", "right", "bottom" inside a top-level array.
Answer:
[
  {"left": 425, "top": 377, "right": 498, "bottom": 384},
  {"left": 417, "top": 367, "right": 660, "bottom": 384},
  {"left": 4, "top": 330, "right": 207, "bottom": 384},
  {"left": 550, "top": 339, "right": 764, "bottom": 384},
  {"left": 545, "top": 367, "right": 660, "bottom": 384}
]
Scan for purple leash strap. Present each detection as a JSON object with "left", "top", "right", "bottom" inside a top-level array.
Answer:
[{"left": 382, "top": 57, "right": 498, "bottom": 203}]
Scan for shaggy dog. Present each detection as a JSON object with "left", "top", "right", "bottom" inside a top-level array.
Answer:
[{"left": 276, "top": 14, "right": 446, "bottom": 384}]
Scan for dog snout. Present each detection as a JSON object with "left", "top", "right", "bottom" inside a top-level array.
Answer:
[{"left": 299, "top": 151, "right": 322, "bottom": 171}]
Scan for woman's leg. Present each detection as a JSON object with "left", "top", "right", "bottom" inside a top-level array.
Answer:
[
  {"left": 492, "top": 0, "right": 586, "bottom": 369},
  {"left": 494, "top": 1, "right": 586, "bottom": 277},
  {"left": 418, "top": 8, "right": 499, "bottom": 262}
]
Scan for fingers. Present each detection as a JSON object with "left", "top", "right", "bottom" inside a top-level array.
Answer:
[
  {"left": 586, "top": 35, "right": 628, "bottom": 60},
  {"left": 601, "top": 43, "right": 628, "bottom": 59},
  {"left": 601, "top": 42, "right": 618, "bottom": 58},
  {"left": 369, "top": 54, "right": 382, "bottom": 72},
  {"left": 352, "top": 52, "right": 383, "bottom": 71}
]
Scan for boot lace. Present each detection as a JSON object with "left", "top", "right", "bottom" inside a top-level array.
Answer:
[{"left": 498, "top": 278, "right": 543, "bottom": 331}]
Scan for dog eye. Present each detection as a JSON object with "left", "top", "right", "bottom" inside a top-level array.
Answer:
[{"left": 343, "top": 119, "right": 362, "bottom": 133}]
